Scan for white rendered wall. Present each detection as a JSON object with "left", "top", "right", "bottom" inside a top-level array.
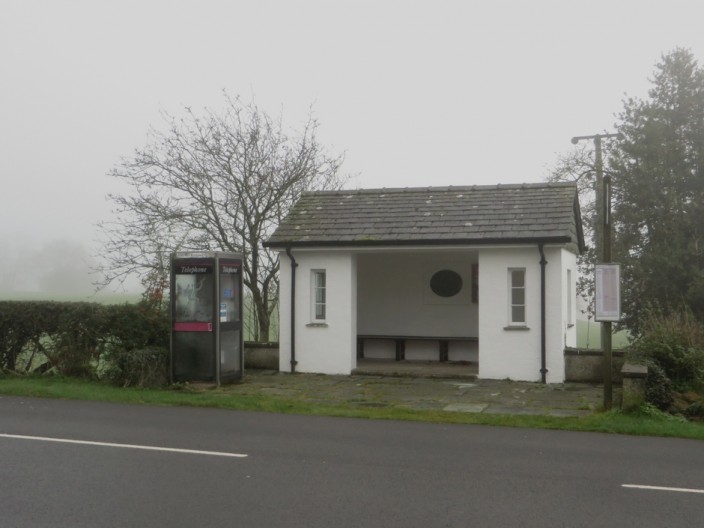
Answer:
[
  {"left": 278, "top": 252, "right": 293, "bottom": 372},
  {"left": 357, "top": 252, "right": 478, "bottom": 336},
  {"left": 544, "top": 248, "right": 578, "bottom": 382},
  {"left": 278, "top": 250, "right": 357, "bottom": 375},
  {"left": 478, "top": 246, "right": 575, "bottom": 383},
  {"left": 560, "top": 248, "right": 578, "bottom": 349}
]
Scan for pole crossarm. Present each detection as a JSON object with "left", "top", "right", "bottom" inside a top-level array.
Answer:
[{"left": 571, "top": 132, "right": 621, "bottom": 145}]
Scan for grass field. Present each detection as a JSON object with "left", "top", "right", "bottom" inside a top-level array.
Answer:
[
  {"left": 577, "top": 319, "right": 631, "bottom": 349},
  {"left": 0, "top": 291, "right": 142, "bottom": 304}
]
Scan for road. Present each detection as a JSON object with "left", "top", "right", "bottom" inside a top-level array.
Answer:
[{"left": 0, "top": 396, "right": 702, "bottom": 527}]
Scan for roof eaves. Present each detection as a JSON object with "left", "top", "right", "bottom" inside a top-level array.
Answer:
[{"left": 264, "top": 235, "right": 574, "bottom": 249}]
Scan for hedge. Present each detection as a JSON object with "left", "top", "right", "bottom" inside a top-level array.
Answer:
[{"left": 0, "top": 301, "right": 169, "bottom": 384}]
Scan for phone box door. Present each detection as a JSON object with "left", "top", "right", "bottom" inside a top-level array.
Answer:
[
  {"left": 218, "top": 257, "right": 243, "bottom": 382},
  {"left": 171, "top": 257, "right": 215, "bottom": 382}
]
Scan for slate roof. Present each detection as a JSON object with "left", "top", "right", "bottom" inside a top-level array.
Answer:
[{"left": 265, "top": 182, "right": 585, "bottom": 253}]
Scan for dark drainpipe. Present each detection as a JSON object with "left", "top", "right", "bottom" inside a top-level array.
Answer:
[
  {"left": 285, "top": 247, "right": 298, "bottom": 373},
  {"left": 538, "top": 243, "right": 547, "bottom": 384}
]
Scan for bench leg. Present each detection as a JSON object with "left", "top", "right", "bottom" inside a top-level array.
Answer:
[
  {"left": 395, "top": 339, "right": 405, "bottom": 361},
  {"left": 439, "top": 340, "right": 449, "bottom": 362}
]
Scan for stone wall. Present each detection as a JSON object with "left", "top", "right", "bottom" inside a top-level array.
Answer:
[
  {"left": 564, "top": 347, "right": 626, "bottom": 383},
  {"left": 244, "top": 342, "right": 279, "bottom": 370}
]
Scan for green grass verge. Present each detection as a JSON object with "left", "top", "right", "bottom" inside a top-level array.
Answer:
[
  {"left": 577, "top": 319, "right": 631, "bottom": 349},
  {"left": 1, "top": 375, "right": 703, "bottom": 440}
]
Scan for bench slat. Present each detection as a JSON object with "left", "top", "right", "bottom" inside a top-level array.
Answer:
[
  {"left": 357, "top": 335, "right": 478, "bottom": 362},
  {"left": 357, "top": 335, "right": 478, "bottom": 341}
]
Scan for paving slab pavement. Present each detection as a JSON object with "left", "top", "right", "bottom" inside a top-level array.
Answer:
[{"left": 230, "top": 369, "right": 608, "bottom": 417}]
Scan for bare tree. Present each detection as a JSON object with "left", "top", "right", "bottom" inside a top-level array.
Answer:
[
  {"left": 547, "top": 141, "right": 618, "bottom": 318},
  {"left": 98, "top": 95, "right": 348, "bottom": 341}
]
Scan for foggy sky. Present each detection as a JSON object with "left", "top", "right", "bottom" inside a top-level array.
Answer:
[{"left": 2, "top": 0, "right": 703, "bottom": 295}]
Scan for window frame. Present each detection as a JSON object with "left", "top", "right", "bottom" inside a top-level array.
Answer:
[
  {"left": 508, "top": 268, "right": 527, "bottom": 326},
  {"left": 311, "top": 269, "right": 327, "bottom": 322}
]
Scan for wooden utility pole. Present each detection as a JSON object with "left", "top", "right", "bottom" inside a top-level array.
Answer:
[{"left": 571, "top": 132, "right": 620, "bottom": 410}]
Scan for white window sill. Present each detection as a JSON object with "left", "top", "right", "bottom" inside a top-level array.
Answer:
[
  {"left": 503, "top": 325, "right": 530, "bottom": 331},
  {"left": 306, "top": 322, "right": 328, "bottom": 328}
]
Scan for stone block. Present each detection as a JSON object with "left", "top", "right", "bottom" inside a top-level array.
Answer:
[
  {"left": 621, "top": 362, "right": 648, "bottom": 411},
  {"left": 244, "top": 342, "right": 279, "bottom": 370},
  {"left": 564, "top": 348, "right": 625, "bottom": 383}
]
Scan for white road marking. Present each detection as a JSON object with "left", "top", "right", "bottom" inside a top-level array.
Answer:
[
  {"left": 0, "top": 433, "right": 248, "bottom": 458},
  {"left": 622, "top": 484, "right": 704, "bottom": 494}
]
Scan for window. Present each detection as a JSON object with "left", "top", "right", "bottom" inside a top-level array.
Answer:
[
  {"left": 509, "top": 268, "right": 526, "bottom": 325},
  {"left": 430, "top": 269, "right": 463, "bottom": 297},
  {"left": 312, "top": 270, "right": 326, "bottom": 321}
]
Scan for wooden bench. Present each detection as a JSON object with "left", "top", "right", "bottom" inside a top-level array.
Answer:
[{"left": 357, "top": 335, "right": 478, "bottom": 362}]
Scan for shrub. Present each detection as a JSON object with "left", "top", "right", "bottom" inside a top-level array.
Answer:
[
  {"left": 685, "top": 401, "right": 704, "bottom": 419},
  {"left": 628, "top": 306, "right": 704, "bottom": 392},
  {"left": 643, "top": 359, "right": 674, "bottom": 411},
  {"left": 102, "top": 346, "right": 169, "bottom": 388},
  {"left": 0, "top": 302, "right": 103, "bottom": 376},
  {"left": 43, "top": 303, "right": 106, "bottom": 377},
  {"left": 0, "top": 301, "right": 61, "bottom": 371},
  {"left": 101, "top": 302, "right": 169, "bottom": 352},
  {"left": 98, "top": 302, "right": 170, "bottom": 387}
]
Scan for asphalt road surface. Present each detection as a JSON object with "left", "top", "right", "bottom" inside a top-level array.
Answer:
[{"left": 1, "top": 396, "right": 702, "bottom": 527}]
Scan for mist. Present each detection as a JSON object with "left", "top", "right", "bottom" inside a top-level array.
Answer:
[{"left": 0, "top": 238, "right": 137, "bottom": 300}]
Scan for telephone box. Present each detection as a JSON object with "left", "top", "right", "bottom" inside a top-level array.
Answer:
[{"left": 170, "top": 251, "right": 243, "bottom": 385}]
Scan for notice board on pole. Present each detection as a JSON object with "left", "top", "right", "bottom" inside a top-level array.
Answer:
[{"left": 595, "top": 264, "right": 621, "bottom": 322}]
